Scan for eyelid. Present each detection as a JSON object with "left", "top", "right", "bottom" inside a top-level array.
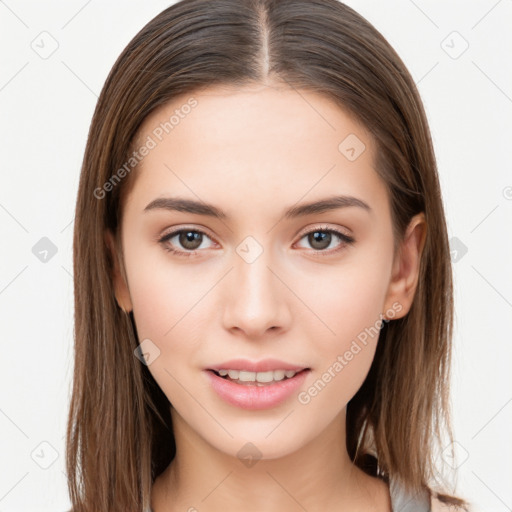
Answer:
[
  {"left": 158, "top": 224, "right": 217, "bottom": 242},
  {"left": 296, "top": 223, "right": 353, "bottom": 240}
]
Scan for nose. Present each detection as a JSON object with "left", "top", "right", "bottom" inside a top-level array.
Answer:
[{"left": 222, "top": 245, "right": 291, "bottom": 339}]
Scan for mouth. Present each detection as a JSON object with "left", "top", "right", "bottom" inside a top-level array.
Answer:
[
  {"left": 207, "top": 368, "right": 310, "bottom": 386},
  {"left": 204, "top": 364, "right": 311, "bottom": 410}
]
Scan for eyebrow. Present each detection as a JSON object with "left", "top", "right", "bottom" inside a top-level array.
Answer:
[{"left": 143, "top": 194, "right": 371, "bottom": 219}]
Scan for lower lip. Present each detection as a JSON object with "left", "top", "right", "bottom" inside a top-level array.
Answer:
[{"left": 205, "top": 370, "right": 310, "bottom": 410}]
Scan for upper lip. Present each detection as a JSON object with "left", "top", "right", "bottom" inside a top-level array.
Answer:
[{"left": 207, "top": 358, "right": 309, "bottom": 373}]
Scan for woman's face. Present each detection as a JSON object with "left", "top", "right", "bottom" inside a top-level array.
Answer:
[{"left": 109, "top": 82, "right": 419, "bottom": 460}]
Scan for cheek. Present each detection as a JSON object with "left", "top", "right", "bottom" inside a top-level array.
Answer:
[
  {"left": 297, "top": 251, "right": 391, "bottom": 345},
  {"left": 296, "top": 276, "right": 385, "bottom": 413},
  {"left": 127, "top": 260, "right": 210, "bottom": 408},
  {"left": 293, "top": 250, "right": 391, "bottom": 406},
  {"left": 123, "top": 239, "right": 229, "bottom": 401},
  {"left": 124, "top": 236, "right": 208, "bottom": 338}
]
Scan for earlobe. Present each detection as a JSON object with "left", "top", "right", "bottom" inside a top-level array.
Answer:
[
  {"left": 383, "top": 213, "right": 426, "bottom": 319},
  {"left": 104, "top": 230, "right": 133, "bottom": 313}
]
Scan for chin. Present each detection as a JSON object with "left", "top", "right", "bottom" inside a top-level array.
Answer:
[{"left": 209, "top": 424, "right": 315, "bottom": 462}]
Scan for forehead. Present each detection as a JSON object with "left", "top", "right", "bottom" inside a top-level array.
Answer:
[
  {"left": 136, "top": 82, "right": 372, "bottom": 154},
  {"left": 124, "top": 83, "right": 384, "bottom": 217}
]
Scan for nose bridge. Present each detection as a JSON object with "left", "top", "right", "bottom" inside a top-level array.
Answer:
[{"left": 222, "top": 237, "right": 289, "bottom": 336}]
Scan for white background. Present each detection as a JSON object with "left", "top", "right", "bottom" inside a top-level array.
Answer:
[{"left": 0, "top": 1, "right": 511, "bottom": 511}]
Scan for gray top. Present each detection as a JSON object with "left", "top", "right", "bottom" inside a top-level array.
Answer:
[
  {"left": 389, "top": 476, "right": 432, "bottom": 511},
  {"left": 148, "top": 477, "right": 432, "bottom": 511}
]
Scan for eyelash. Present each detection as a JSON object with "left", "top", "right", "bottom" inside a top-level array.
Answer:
[{"left": 158, "top": 226, "right": 355, "bottom": 258}]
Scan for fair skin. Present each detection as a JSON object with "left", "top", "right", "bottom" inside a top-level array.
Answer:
[{"left": 106, "top": 82, "right": 426, "bottom": 511}]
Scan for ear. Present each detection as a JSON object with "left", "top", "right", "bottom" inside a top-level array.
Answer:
[
  {"left": 105, "top": 229, "right": 133, "bottom": 313},
  {"left": 383, "top": 212, "right": 426, "bottom": 319}
]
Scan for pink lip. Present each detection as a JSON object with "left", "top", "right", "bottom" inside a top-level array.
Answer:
[
  {"left": 206, "top": 358, "right": 308, "bottom": 373},
  {"left": 205, "top": 368, "right": 310, "bottom": 410}
]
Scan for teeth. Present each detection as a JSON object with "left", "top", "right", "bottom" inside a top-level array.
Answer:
[
  {"left": 272, "top": 370, "right": 286, "bottom": 381},
  {"left": 227, "top": 370, "right": 239, "bottom": 379},
  {"left": 216, "top": 369, "right": 300, "bottom": 383}
]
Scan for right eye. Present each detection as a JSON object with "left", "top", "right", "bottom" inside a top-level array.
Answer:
[{"left": 158, "top": 228, "right": 217, "bottom": 257}]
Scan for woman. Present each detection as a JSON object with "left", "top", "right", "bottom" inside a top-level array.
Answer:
[{"left": 66, "top": 0, "right": 469, "bottom": 510}]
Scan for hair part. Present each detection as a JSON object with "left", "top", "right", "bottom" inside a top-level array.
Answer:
[{"left": 67, "top": 1, "right": 468, "bottom": 510}]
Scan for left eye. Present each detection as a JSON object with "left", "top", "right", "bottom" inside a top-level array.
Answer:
[{"left": 296, "top": 228, "right": 354, "bottom": 252}]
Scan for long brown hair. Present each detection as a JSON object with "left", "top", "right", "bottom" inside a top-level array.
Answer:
[{"left": 67, "top": 0, "right": 468, "bottom": 510}]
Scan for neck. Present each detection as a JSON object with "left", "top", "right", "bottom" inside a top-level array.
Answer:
[{"left": 151, "top": 406, "right": 391, "bottom": 512}]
